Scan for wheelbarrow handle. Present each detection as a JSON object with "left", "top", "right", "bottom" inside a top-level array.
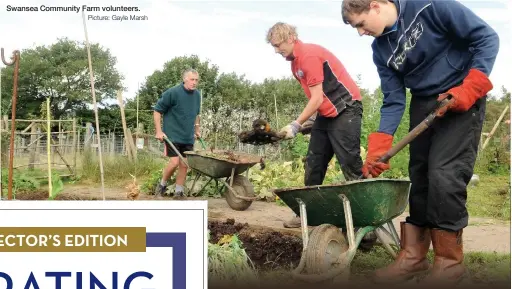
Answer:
[
  {"left": 198, "top": 137, "right": 207, "bottom": 150},
  {"left": 162, "top": 135, "right": 189, "bottom": 168},
  {"left": 377, "top": 97, "right": 452, "bottom": 163}
]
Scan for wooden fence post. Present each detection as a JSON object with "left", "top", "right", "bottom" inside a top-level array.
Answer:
[{"left": 29, "top": 123, "right": 36, "bottom": 170}]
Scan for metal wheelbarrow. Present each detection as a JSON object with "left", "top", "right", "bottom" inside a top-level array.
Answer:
[
  {"left": 162, "top": 136, "right": 263, "bottom": 210},
  {"left": 274, "top": 179, "right": 409, "bottom": 283},
  {"left": 273, "top": 97, "right": 452, "bottom": 283},
  {"left": 184, "top": 149, "right": 263, "bottom": 211}
]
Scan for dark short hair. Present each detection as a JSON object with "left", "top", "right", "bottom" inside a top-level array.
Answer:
[{"left": 341, "top": 0, "right": 389, "bottom": 24}]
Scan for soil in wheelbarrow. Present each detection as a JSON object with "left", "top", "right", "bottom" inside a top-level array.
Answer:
[
  {"left": 196, "top": 149, "right": 263, "bottom": 164},
  {"left": 208, "top": 218, "right": 303, "bottom": 270}
]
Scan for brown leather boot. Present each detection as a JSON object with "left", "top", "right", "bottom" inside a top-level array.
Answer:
[
  {"left": 373, "top": 222, "right": 431, "bottom": 283},
  {"left": 422, "top": 229, "right": 466, "bottom": 284}
]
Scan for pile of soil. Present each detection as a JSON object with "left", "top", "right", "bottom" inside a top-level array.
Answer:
[
  {"left": 209, "top": 218, "right": 303, "bottom": 270},
  {"left": 201, "top": 150, "right": 244, "bottom": 162},
  {"left": 238, "top": 129, "right": 282, "bottom": 145}
]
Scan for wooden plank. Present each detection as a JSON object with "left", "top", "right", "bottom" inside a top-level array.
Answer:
[
  {"left": 126, "top": 128, "right": 137, "bottom": 159},
  {"left": 117, "top": 90, "right": 133, "bottom": 161},
  {"left": 39, "top": 125, "right": 74, "bottom": 174},
  {"left": 29, "top": 125, "right": 37, "bottom": 170},
  {"left": 481, "top": 105, "right": 509, "bottom": 151},
  {"left": 72, "top": 118, "right": 77, "bottom": 175}
]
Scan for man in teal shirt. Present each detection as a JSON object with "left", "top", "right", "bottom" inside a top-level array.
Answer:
[{"left": 153, "top": 68, "right": 201, "bottom": 199}]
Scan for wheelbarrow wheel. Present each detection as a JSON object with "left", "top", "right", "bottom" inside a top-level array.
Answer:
[
  {"left": 304, "top": 224, "right": 350, "bottom": 283},
  {"left": 224, "top": 175, "right": 254, "bottom": 211}
]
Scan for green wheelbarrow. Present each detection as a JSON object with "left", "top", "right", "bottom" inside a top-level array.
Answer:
[
  {"left": 183, "top": 149, "right": 264, "bottom": 211},
  {"left": 162, "top": 136, "right": 263, "bottom": 211},
  {"left": 273, "top": 97, "right": 453, "bottom": 283},
  {"left": 273, "top": 178, "right": 409, "bottom": 283}
]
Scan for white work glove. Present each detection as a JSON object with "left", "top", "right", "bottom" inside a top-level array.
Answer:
[
  {"left": 301, "top": 114, "right": 316, "bottom": 133},
  {"left": 278, "top": 121, "right": 301, "bottom": 140}
]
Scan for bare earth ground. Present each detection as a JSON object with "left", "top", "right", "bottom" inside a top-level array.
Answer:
[{"left": 53, "top": 184, "right": 510, "bottom": 253}]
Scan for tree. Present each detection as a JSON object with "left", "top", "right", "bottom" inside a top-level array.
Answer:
[{"left": 0, "top": 38, "right": 123, "bottom": 122}]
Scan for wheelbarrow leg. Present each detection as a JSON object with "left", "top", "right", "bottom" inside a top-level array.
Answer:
[
  {"left": 195, "top": 175, "right": 214, "bottom": 197},
  {"left": 189, "top": 172, "right": 201, "bottom": 196},
  {"left": 338, "top": 194, "right": 376, "bottom": 252},
  {"left": 374, "top": 227, "right": 398, "bottom": 259},
  {"left": 296, "top": 198, "right": 309, "bottom": 248},
  {"left": 290, "top": 198, "right": 310, "bottom": 280},
  {"left": 373, "top": 221, "right": 401, "bottom": 258},
  {"left": 218, "top": 168, "right": 235, "bottom": 196},
  {"left": 229, "top": 167, "right": 235, "bottom": 186},
  {"left": 215, "top": 179, "right": 224, "bottom": 196},
  {"left": 339, "top": 194, "right": 355, "bottom": 249},
  {"left": 387, "top": 220, "right": 401, "bottom": 247}
]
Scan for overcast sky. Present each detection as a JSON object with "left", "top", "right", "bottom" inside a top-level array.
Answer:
[{"left": 1, "top": 0, "right": 510, "bottom": 103}]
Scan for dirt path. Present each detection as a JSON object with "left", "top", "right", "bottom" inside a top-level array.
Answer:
[{"left": 53, "top": 184, "right": 510, "bottom": 253}]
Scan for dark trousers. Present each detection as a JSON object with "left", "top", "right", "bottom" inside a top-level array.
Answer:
[
  {"left": 304, "top": 101, "right": 364, "bottom": 185},
  {"left": 406, "top": 95, "right": 486, "bottom": 232}
]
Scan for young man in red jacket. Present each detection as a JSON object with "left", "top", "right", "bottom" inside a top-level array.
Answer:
[
  {"left": 342, "top": 0, "right": 499, "bottom": 284},
  {"left": 266, "top": 22, "right": 377, "bottom": 248}
]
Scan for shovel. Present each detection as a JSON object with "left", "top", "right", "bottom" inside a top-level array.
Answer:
[{"left": 362, "top": 97, "right": 451, "bottom": 179}]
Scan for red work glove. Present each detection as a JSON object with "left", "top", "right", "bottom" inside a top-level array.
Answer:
[
  {"left": 437, "top": 68, "right": 493, "bottom": 117},
  {"left": 362, "top": 132, "right": 393, "bottom": 178}
]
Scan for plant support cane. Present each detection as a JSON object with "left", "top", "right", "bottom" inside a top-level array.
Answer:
[
  {"left": 82, "top": 10, "right": 106, "bottom": 200},
  {"left": 1, "top": 48, "right": 20, "bottom": 200}
]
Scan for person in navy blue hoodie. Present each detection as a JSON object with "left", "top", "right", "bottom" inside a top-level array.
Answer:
[{"left": 341, "top": 0, "right": 499, "bottom": 285}]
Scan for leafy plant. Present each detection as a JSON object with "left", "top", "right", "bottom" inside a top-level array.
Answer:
[
  {"left": 0, "top": 169, "right": 64, "bottom": 199},
  {"left": 1, "top": 170, "right": 40, "bottom": 197},
  {"left": 208, "top": 232, "right": 257, "bottom": 284},
  {"left": 249, "top": 157, "right": 343, "bottom": 202}
]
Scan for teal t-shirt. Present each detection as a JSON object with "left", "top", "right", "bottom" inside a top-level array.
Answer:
[{"left": 153, "top": 83, "right": 201, "bottom": 145}]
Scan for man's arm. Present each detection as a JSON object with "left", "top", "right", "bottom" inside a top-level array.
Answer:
[
  {"left": 373, "top": 49, "right": 406, "bottom": 136},
  {"left": 153, "top": 111, "right": 163, "bottom": 136},
  {"left": 194, "top": 115, "right": 201, "bottom": 137},
  {"left": 296, "top": 84, "right": 323, "bottom": 124},
  {"left": 278, "top": 55, "right": 325, "bottom": 139},
  {"left": 361, "top": 49, "right": 406, "bottom": 177},
  {"left": 432, "top": 0, "right": 499, "bottom": 76},
  {"left": 152, "top": 90, "right": 172, "bottom": 140},
  {"left": 431, "top": 0, "right": 499, "bottom": 114},
  {"left": 194, "top": 93, "right": 201, "bottom": 137}
]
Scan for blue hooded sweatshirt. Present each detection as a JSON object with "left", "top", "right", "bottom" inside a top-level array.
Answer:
[{"left": 371, "top": 0, "right": 500, "bottom": 135}]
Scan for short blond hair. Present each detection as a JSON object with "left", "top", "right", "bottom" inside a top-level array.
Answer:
[
  {"left": 266, "top": 22, "right": 298, "bottom": 43},
  {"left": 341, "top": 0, "right": 388, "bottom": 24}
]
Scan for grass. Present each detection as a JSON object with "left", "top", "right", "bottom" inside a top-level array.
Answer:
[
  {"left": 401, "top": 174, "right": 510, "bottom": 222},
  {"left": 351, "top": 246, "right": 510, "bottom": 283},
  {"left": 466, "top": 174, "right": 510, "bottom": 221},
  {"left": 12, "top": 150, "right": 510, "bottom": 223},
  {"left": 258, "top": 245, "right": 511, "bottom": 285},
  {"left": 79, "top": 149, "right": 166, "bottom": 186}
]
